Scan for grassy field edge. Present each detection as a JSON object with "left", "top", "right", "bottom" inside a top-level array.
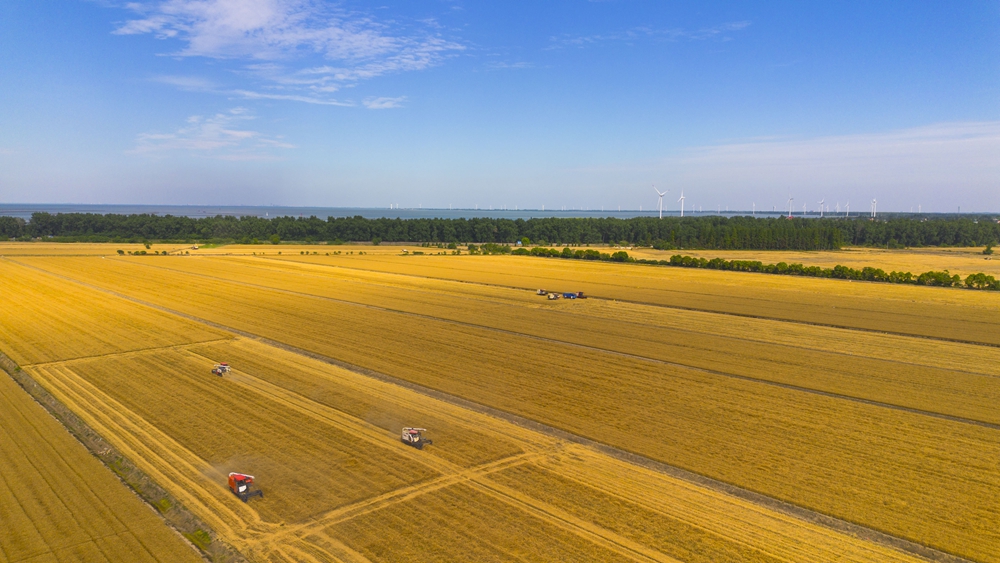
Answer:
[{"left": 0, "top": 349, "right": 243, "bottom": 563}]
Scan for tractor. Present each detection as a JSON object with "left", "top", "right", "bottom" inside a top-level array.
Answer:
[
  {"left": 400, "top": 427, "right": 433, "bottom": 450},
  {"left": 211, "top": 363, "right": 230, "bottom": 376},
  {"left": 228, "top": 473, "right": 263, "bottom": 502}
]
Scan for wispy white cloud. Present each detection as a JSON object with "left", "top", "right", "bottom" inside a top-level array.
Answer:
[
  {"left": 363, "top": 96, "right": 405, "bottom": 109},
  {"left": 131, "top": 107, "right": 295, "bottom": 159},
  {"left": 548, "top": 20, "right": 751, "bottom": 49},
  {"left": 486, "top": 61, "right": 535, "bottom": 70},
  {"left": 112, "top": 0, "right": 464, "bottom": 103},
  {"left": 232, "top": 89, "right": 353, "bottom": 106},
  {"left": 151, "top": 74, "right": 218, "bottom": 91}
]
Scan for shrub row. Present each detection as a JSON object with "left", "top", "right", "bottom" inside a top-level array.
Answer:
[{"left": 517, "top": 246, "right": 999, "bottom": 291}]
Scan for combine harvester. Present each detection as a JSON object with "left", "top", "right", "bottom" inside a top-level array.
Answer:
[
  {"left": 228, "top": 473, "right": 263, "bottom": 502},
  {"left": 211, "top": 363, "right": 230, "bottom": 376},
  {"left": 400, "top": 428, "right": 433, "bottom": 450}
]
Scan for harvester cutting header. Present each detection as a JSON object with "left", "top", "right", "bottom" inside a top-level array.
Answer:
[
  {"left": 228, "top": 473, "right": 263, "bottom": 502},
  {"left": 400, "top": 428, "right": 433, "bottom": 450}
]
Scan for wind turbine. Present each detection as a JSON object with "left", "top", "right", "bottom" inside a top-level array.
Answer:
[
  {"left": 787, "top": 196, "right": 794, "bottom": 218},
  {"left": 836, "top": 202, "right": 840, "bottom": 214},
  {"left": 818, "top": 199, "right": 825, "bottom": 218},
  {"left": 653, "top": 186, "right": 668, "bottom": 219},
  {"left": 677, "top": 191, "right": 686, "bottom": 217},
  {"left": 752, "top": 202, "right": 755, "bottom": 217},
  {"left": 871, "top": 198, "right": 877, "bottom": 218},
  {"left": 845, "top": 201, "right": 850, "bottom": 217}
]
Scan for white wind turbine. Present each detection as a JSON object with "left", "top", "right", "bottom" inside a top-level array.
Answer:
[
  {"left": 871, "top": 198, "right": 877, "bottom": 218},
  {"left": 752, "top": 202, "right": 755, "bottom": 216},
  {"left": 818, "top": 199, "right": 825, "bottom": 217},
  {"left": 653, "top": 186, "right": 668, "bottom": 219},
  {"left": 845, "top": 201, "right": 850, "bottom": 217},
  {"left": 677, "top": 191, "right": 686, "bottom": 217},
  {"left": 787, "top": 196, "right": 794, "bottom": 218}
]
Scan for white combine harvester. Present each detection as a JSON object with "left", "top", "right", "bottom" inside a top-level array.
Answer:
[
  {"left": 400, "top": 427, "right": 433, "bottom": 450},
  {"left": 211, "top": 363, "right": 230, "bottom": 376}
]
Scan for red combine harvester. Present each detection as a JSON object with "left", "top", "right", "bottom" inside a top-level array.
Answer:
[
  {"left": 400, "top": 427, "right": 433, "bottom": 450},
  {"left": 211, "top": 363, "right": 230, "bottom": 376},
  {"left": 228, "top": 473, "right": 263, "bottom": 502}
]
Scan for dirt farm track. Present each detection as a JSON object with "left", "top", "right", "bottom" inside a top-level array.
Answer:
[{"left": 1, "top": 243, "right": 998, "bottom": 563}]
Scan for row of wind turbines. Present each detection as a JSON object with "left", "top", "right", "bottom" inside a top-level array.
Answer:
[
  {"left": 653, "top": 186, "right": 884, "bottom": 219},
  {"left": 785, "top": 196, "right": 880, "bottom": 218}
]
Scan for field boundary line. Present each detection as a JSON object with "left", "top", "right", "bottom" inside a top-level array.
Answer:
[
  {"left": 7, "top": 257, "right": 978, "bottom": 563},
  {"left": 0, "top": 350, "right": 242, "bottom": 563},
  {"left": 105, "top": 257, "right": 1000, "bottom": 431},
  {"left": 258, "top": 256, "right": 1000, "bottom": 349}
]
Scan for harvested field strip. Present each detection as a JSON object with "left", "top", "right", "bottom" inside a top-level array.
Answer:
[
  {"left": 90, "top": 256, "right": 1000, "bottom": 426},
  {"left": 274, "top": 254, "right": 1000, "bottom": 345},
  {"left": 15, "top": 256, "right": 1000, "bottom": 560},
  {"left": 186, "top": 339, "right": 532, "bottom": 467},
  {"left": 0, "top": 370, "right": 202, "bottom": 563},
  {"left": 0, "top": 260, "right": 225, "bottom": 365},
  {"left": 26, "top": 363, "right": 267, "bottom": 543},
  {"left": 60, "top": 350, "right": 439, "bottom": 524}
]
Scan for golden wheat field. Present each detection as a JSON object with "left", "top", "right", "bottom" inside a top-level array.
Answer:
[
  {"left": 0, "top": 358, "right": 203, "bottom": 563},
  {"left": 3, "top": 246, "right": 999, "bottom": 562}
]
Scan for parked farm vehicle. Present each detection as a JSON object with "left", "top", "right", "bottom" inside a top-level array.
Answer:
[
  {"left": 547, "top": 293, "right": 560, "bottom": 300},
  {"left": 536, "top": 289, "right": 548, "bottom": 295},
  {"left": 228, "top": 473, "right": 263, "bottom": 502},
  {"left": 211, "top": 363, "right": 230, "bottom": 376},
  {"left": 401, "top": 427, "right": 433, "bottom": 450},
  {"left": 562, "top": 292, "right": 577, "bottom": 299}
]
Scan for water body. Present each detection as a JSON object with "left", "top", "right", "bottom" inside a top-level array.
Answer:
[{"left": 0, "top": 204, "right": 787, "bottom": 221}]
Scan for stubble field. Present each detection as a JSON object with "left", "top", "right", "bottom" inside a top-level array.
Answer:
[{"left": 2, "top": 244, "right": 998, "bottom": 562}]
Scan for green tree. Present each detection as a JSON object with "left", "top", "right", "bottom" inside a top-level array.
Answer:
[
  {"left": 371, "top": 237, "right": 382, "bottom": 246},
  {"left": 116, "top": 249, "right": 124, "bottom": 255},
  {"left": 270, "top": 234, "right": 281, "bottom": 244}
]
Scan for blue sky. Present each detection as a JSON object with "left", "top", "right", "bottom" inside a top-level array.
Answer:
[{"left": 1, "top": 1, "right": 997, "bottom": 212}]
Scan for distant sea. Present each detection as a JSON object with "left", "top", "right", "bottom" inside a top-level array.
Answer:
[{"left": 0, "top": 204, "right": 781, "bottom": 221}]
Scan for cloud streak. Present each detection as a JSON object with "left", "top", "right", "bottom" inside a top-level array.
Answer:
[
  {"left": 549, "top": 20, "right": 751, "bottom": 49},
  {"left": 131, "top": 107, "right": 294, "bottom": 159},
  {"left": 363, "top": 96, "right": 406, "bottom": 109}
]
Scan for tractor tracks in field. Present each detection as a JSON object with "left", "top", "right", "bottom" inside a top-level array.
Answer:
[
  {"left": 8, "top": 258, "right": 979, "bottom": 563},
  {"left": 22, "top": 339, "right": 234, "bottom": 370}
]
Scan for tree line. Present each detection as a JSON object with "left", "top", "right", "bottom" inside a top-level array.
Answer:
[
  {"left": 2, "top": 212, "right": 999, "bottom": 249},
  {"left": 520, "top": 247, "right": 1000, "bottom": 291}
]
